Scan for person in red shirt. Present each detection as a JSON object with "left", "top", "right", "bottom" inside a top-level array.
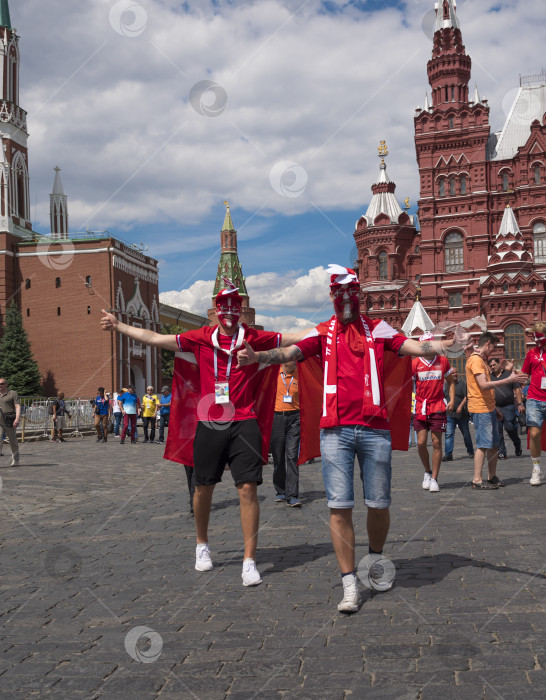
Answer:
[
  {"left": 100, "top": 283, "right": 303, "bottom": 587},
  {"left": 412, "top": 332, "right": 455, "bottom": 492},
  {"left": 521, "top": 322, "right": 546, "bottom": 486},
  {"left": 237, "top": 264, "right": 470, "bottom": 613}
]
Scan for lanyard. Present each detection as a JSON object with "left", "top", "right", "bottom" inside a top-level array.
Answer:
[
  {"left": 280, "top": 372, "right": 294, "bottom": 396},
  {"left": 212, "top": 326, "right": 244, "bottom": 381}
]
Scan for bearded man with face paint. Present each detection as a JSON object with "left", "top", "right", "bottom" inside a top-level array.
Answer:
[
  {"left": 237, "top": 264, "right": 473, "bottom": 613},
  {"left": 521, "top": 322, "right": 546, "bottom": 486},
  {"left": 100, "top": 284, "right": 307, "bottom": 587}
]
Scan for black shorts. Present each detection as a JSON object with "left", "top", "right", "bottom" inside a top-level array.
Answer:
[{"left": 193, "top": 419, "right": 263, "bottom": 487}]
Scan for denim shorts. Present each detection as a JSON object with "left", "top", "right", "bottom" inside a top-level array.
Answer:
[
  {"left": 320, "top": 425, "right": 392, "bottom": 509},
  {"left": 526, "top": 399, "right": 546, "bottom": 428},
  {"left": 471, "top": 411, "right": 499, "bottom": 449}
]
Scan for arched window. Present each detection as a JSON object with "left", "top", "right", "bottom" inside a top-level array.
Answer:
[
  {"left": 448, "top": 116, "right": 454, "bottom": 129},
  {"left": 439, "top": 179, "right": 445, "bottom": 197},
  {"left": 444, "top": 232, "right": 464, "bottom": 272},
  {"left": 504, "top": 324, "right": 526, "bottom": 366},
  {"left": 25, "top": 278, "right": 30, "bottom": 289},
  {"left": 502, "top": 172, "right": 510, "bottom": 191},
  {"left": 460, "top": 176, "right": 467, "bottom": 194},
  {"left": 449, "top": 178, "right": 456, "bottom": 196},
  {"left": 378, "top": 251, "right": 388, "bottom": 280},
  {"left": 87, "top": 306, "right": 91, "bottom": 315},
  {"left": 535, "top": 165, "right": 541, "bottom": 185},
  {"left": 17, "top": 174, "right": 25, "bottom": 219},
  {"left": 57, "top": 307, "right": 61, "bottom": 316},
  {"left": 55, "top": 277, "right": 61, "bottom": 288},
  {"left": 534, "top": 222, "right": 546, "bottom": 263},
  {"left": 86, "top": 275, "right": 92, "bottom": 286},
  {"left": 26, "top": 308, "right": 30, "bottom": 317}
]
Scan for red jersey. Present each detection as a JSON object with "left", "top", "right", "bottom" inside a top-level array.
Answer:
[
  {"left": 521, "top": 349, "right": 546, "bottom": 401},
  {"left": 296, "top": 328, "right": 406, "bottom": 430},
  {"left": 412, "top": 356, "right": 453, "bottom": 415},
  {"left": 176, "top": 326, "right": 280, "bottom": 422}
]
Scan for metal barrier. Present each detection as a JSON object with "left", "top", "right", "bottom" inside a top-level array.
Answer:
[{"left": 15, "top": 397, "right": 96, "bottom": 442}]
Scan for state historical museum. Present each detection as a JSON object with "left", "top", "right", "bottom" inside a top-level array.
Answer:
[{"left": 355, "top": 0, "right": 546, "bottom": 369}]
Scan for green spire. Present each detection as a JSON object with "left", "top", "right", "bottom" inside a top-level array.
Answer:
[
  {"left": 222, "top": 200, "right": 235, "bottom": 231},
  {"left": 0, "top": 0, "right": 11, "bottom": 29},
  {"left": 213, "top": 203, "right": 249, "bottom": 298}
]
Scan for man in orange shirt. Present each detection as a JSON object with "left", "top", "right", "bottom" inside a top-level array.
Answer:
[
  {"left": 270, "top": 361, "right": 302, "bottom": 507},
  {"left": 466, "top": 332, "right": 526, "bottom": 489}
]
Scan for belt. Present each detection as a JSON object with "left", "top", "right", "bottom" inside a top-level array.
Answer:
[{"left": 274, "top": 409, "right": 300, "bottom": 415}]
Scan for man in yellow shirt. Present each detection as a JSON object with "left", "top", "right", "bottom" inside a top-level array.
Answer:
[
  {"left": 141, "top": 386, "right": 159, "bottom": 443},
  {"left": 466, "top": 332, "right": 526, "bottom": 489}
]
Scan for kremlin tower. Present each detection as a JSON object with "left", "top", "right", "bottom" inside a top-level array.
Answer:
[{"left": 208, "top": 202, "right": 260, "bottom": 327}]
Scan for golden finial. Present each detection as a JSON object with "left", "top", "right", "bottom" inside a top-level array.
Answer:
[
  {"left": 403, "top": 197, "right": 410, "bottom": 212},
  {"left": 223, "top": 200, "right": 230, "bottom": 209},
  {"left": 378, "top": 140, "right": 388, "bottom": 164}
]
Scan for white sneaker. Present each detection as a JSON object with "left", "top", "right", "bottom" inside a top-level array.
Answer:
[
  {"left": 530, "top": 467, "right": 542, "bottom": 486},
  {"left": 241, "top": 558, "right": 262, "bottom": 587},
  {"left": 422, "top": 472, "right": 432, "bottom": 490},
  {"left": 337, "top": 573, "right": 361, "bottom": 612},
  {"left": 429, "top": 478, "right": 440, "bottom": 492},
  {"left": 195, "top": 543, "right": 213, "bottom": 571}
]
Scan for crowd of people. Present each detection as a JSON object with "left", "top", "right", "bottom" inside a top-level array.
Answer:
[
  {"left": 2, "top": 264, "right": 544, "bottom": 615},
  {"left": 88, "top": 385, "right": 172, "bottom": 444}
]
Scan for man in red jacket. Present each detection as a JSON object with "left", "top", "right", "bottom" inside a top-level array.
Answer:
[
  {"left": 412, "top": 332, "right": 455, "bottom": 492},
  {"left": 237, "top": 264, "right": 469, "bottom": 613}
]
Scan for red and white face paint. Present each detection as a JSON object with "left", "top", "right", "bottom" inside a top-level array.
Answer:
[
  {"left": 534, "top": 332, "right": 546, "bottom": 348},
  {"left": 331, "top": 284, "right": 360, "bottom": 321},
  {"left": 216, "top": 295, "right": 241, "bottom": 329}
]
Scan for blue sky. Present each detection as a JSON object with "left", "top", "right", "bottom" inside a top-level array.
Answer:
[{"left": 14, "top": 0, "right": 544, "bottom": 328}]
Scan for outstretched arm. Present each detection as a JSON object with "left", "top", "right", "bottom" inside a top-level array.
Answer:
[
  {"left": 281, "top": 329, "right": 313, "bottom": 346},
  {"left": 100, "top": 309, "right": 179, "bottom": 351},
  {"left": 237, "top": 340, "right": 304, "bottom": 367}
]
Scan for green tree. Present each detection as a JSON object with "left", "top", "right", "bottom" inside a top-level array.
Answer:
[
  {"left": 160, "top": 323, "right": 183, "bottom": 379},
  {"left": 0, "top": 300, "right": 42, "bottom": 395}
]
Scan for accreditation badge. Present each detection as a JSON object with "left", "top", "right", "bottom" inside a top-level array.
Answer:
[{"left": 215, "top": 382, "right": 230, "bottom": 404}]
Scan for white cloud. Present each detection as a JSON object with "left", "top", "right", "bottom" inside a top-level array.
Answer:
[
  {"left": 255, "top": 314, "right": 315, "bottom": 333},
  {"left": 159, "top": 265, "right": 332, "bottom": 319},
  {"left": 16, "top": 0, "right": 543, "bottom": 237}
]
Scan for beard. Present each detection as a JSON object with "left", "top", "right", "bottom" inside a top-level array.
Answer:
[{"left": 335, "top": 300, "right": 359, "bottom": 324}]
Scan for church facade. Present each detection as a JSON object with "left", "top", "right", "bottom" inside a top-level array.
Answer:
[
  {"left": 0, "top": 3, "right": 161, "bottom": 398},
  {"left": 355, "top": 0, "right": 546, "bottom": 368}
]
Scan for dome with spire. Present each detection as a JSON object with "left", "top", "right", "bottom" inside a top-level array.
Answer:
[{"left": 359, "top": 142, "right": 414, "bottom": 227}]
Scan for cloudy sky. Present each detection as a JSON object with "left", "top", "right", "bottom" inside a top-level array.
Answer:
[{"left": 15, "top": 0, "right": 544, "bottom": 329}]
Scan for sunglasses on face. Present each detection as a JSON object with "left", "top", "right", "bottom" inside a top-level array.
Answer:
[{"left": 331, "top": 287, "right": 359, "bottom": 299}]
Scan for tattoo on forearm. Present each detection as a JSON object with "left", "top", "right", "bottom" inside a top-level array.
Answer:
[
  {"left": 257, "top": 346, "right": 303, "bottom": 365},
  {"left": 420, "top": 341, "right": 432, "bottom": 356},
  {"left": 257, "top": 348, "right": 287, "bottom": 365}
]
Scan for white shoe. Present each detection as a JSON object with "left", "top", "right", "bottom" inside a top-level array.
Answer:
[
  {"left": 429, "top": 478, "right": 440, "bottom": 492},
  {"left": 195, "top": 543, "right": 213, "bottom": 571},
  {"left": 242, "top": 559, "right": 262, "bottom": 587},
  {"left": 530, "top": 467, "right": 542, "bottom": 486},
  {"left": 337, "top": 573, "right": 360, "bottom": 612},
  {"left": 422, "top": 472, "right": 432, "bottom": 490}
]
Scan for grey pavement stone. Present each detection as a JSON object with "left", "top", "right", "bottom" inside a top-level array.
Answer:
[{"left": 0, "top": 437, "right": 544, "bottom": 696}]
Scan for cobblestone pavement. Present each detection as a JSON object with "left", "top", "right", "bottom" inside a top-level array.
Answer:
[{"left": 0, "top": 432, "right": 545, "bottom": 699}]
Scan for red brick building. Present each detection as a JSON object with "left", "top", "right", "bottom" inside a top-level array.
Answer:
[
  {"left": 0, "top": 4, "right": 161, "bottom": 397},
  {"left": 356, "top": 0, "right": 546, "bottom": 369}
]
